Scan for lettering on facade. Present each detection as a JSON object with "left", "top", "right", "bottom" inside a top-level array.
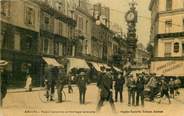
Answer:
[
  {"left": 162, "top": 63, "right": 183, "bottom": 73},
  {"left": 156, "top": 61, "right": 176, "bottom": 71},
  {"left": 156, "top": 61, "right": 183, "bottom": 74}
]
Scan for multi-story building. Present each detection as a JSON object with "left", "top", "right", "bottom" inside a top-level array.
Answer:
[
  {"left": 0, "top": 0, "right": 76, "bottom": 87},
  {"left": 74, "top": 0, "right": 93, "bottom": 56},
  {"left": 1, "top": 0, "right": 41, "bottom": 87},
  {"left": 93, "top": 3, "right": 110, "bottom": 28},
  {"left": 135, "top": 43, "right": 149, "bottom": 67},
  {"left": 91, "top": 22, "right": 114, "bottom": 63},
  {"left": 36, "top": 0, "right": 76, "bottom": 57},
  {"left": 149, "top": 0, "right": 184, "bottom": 76},
  {"left": 0, "top": 0, "right": 127, "bottom": 87}
]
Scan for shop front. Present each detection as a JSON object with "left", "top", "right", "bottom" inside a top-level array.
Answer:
[{"left": 1, "top": 49, "right": 41, "bottom": 88}]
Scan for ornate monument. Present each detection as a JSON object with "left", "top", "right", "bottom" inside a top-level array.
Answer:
[{"left": 125, "top": 0, "right": 138, "bottom": 64}]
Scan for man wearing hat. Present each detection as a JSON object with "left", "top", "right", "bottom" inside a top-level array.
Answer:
[
  {"left": 77, "top": 72, "right": 88, "bottom": 104},
  {"left": 114, "top": 72, "right": 125, "bottom": 103},
  {"left": 56, "top": 68, "right": 67, "bottom": 103},
  {"left": 158, "top": 75, "right": 171, "bottom": 104},
  {"left": 96, "top": 66, "right": 116, "bottom": 112},
  {"left": 127, "top": 74, "right": 136, "bottom": 106},
  {"left": 136, "top": 73, "right": 145, "bottom": 106}
]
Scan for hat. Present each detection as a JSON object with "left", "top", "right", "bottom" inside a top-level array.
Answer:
[{"left": 79, "top": 72, "right": 86, "bottom": 76}]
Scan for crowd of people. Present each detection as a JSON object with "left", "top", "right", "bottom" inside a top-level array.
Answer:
[
  {"left": 43, "top": 65, "right": 182, "bottom": 112},
  {"left": 0, "top": 64, "right": 182, "bottom": 110}
]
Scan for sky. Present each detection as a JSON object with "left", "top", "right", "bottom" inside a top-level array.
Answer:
[{"left": 88, "top": 0, "right": 151, "bottom": 47}]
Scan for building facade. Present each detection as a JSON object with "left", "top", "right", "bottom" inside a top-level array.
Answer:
[
  {"left": 149, "top": 0, "right": 184, "bottom": 76},
  {"left": 74, "top": 0, "right": 93, "bottom": 56},
  {"left": 149, "top": 0, "right": 184, "bottom": 58},
  {"left": 0, "top": 0, "right": 76, "bottom": 87},
  {"left": 0, "top": 0, "right": 127, "bottom": 87},
  {"left": 1, "top": 0, "right": 41, "bottom": 87},
  {"left": 135, "top": 43, "right": 149, "bottom": 67}
]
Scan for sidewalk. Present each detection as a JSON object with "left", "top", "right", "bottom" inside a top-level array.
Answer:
[{"left": 7, "top": 83, "right": 97, "bottom": 93}]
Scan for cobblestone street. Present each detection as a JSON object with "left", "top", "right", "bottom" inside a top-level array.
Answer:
[{"left": 1, "top": 84, "right": 184, "bottom": 116}]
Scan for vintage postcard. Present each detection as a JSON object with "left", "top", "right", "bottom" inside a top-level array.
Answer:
[{"left": 0, "top": 0, "right": 184, "bottom": 116}]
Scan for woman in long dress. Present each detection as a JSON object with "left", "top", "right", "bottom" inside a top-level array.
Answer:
[{"left": 25, "top": 74, "right": 32, "bottom": 92}]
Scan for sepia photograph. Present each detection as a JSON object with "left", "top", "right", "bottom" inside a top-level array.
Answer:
[{"left": 0, "top": 0, "right": 184, "bottom": 116}]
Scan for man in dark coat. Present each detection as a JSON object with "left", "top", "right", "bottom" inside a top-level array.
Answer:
[
  {"left": 96, "top": 67, "right": 116, "bottom": 112},
  {"left": 114, "top": 72, "right": 125, "bottom": 102},
  {"left": 56, "top": 69, "right": 67, "bottom": 103},
  {"left": 44, "top": 66, "right": 57, "bottom": 101},
  {"left": 0, "top": 68, "right": 9, "bottom": 106},
  {"left": 77, "top": 72, "right": 87, "bottom": 104},
  {"left": 158, "top": 76, "right": 171, "bottom": 104},
  {"left": 136, "top": 73, "right": 145, "bottom": 106},
  {"left": 127, "top": 74, "right": 136, "bottom": 106}
]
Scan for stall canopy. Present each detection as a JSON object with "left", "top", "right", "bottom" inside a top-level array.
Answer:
[
  {"left": 67, "top": 58, "right": 90, "bottom": 73},
  {"left": 113, "top": 66, "right": 122, "bottom": 72},
  {"left": 42, "top": 57, "right": 63, "bottom": 67}
]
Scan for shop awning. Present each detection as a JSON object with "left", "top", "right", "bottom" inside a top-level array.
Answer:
[
  {"left": 90, "top": 62, "right": 103, "bottom": 72},
  {"left": 102, "top": 63, "right": 111, "bottom": 69},
  {"left": 42, "top": 57, "right": 63, "bottom": 67},
  {"left": 90, "top": 62, "right": 111, "bottom": 72},
  {"left": 0, "top": 60, "right": 8, "bottom": 66},
  {"left": 67, "top": 58, "right": 90, "bottom": 72},
  {"left": 113, "top": 66, "right": 122, "bottom": 72}
]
